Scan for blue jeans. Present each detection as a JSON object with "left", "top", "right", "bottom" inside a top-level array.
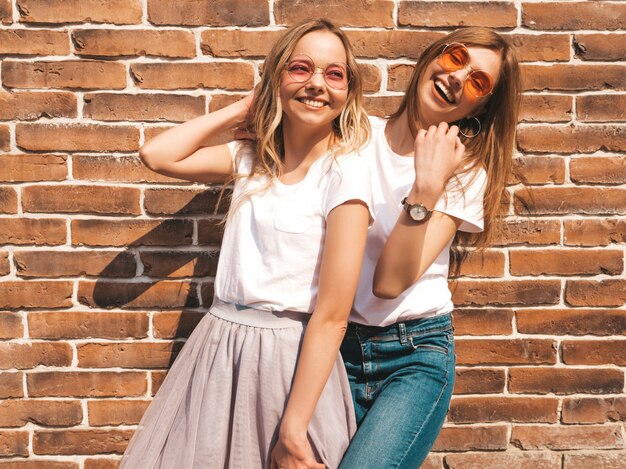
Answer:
[{"left": 338, "top": 314, "right": 455, "bottom": 469}]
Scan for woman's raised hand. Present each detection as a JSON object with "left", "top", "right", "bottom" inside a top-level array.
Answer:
[{"left": 412, "top": 122, "right": 465, "bottom": 201}]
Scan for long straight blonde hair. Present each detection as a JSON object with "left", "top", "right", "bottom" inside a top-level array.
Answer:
[
  {"left": 222, "top": 19, "right": 370, "bottom": 215},
  {"left": 389, "top": 27, "right": 522, "bottom": 272}
]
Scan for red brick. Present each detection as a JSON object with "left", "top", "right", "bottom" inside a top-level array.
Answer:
[
  {"left": 131, "top": 62, "right": 254, "bottom": 91},
  {"left": 144, "top": 188, "right": 223, "bottom": 215},
  {"left": 72, "top": 219, "right": 193, "bottom": 247},
  {"left": 208, "top": 94, "right": 247, "bottom": 113},
  {"left": 27, "top": 371, "right": 147, "bottom": 398},
  {"left": 432, "top": 425, "right": 508, "bottom": 451},
  {"left": 78, "top": 280, "right": 199, "bottom": 309},
  {"left": 363, "top": 96, "right": 403, "bottom": 118},
  {"left": 15, "top": 250, "right": 136, "bottom": 278},
  {"left": 508, "top": 34, "right": 571, "bottom": 62},
  {"left": 451, "top": 280, "right": 561, "bottom": 307},
  {"left": 359, "top": 63, "right": 382, "bottom": 93},
  {"left": 516, "top": 308, "right": 626, "bottom": 336},
  {"left": 29, "top": 312, "right": 148, "bottom": 339},
  {"left": 453, "top": 368, "right": 505, "bottom": 394},
  {"left": 510, "top": 249, "right": 623, "bottom": 276},
  {"left": 562, "top": 397, "right": 626, "bottom": 424},
  {"left": 0, "top": 312, "right": 23, "bottom": 339},
  {"left": 0, "top": 431, "right": 28, "bottom": 457},
  {"left": 509, "top": 367, "right": 624, "bottom": 394},
  {"left": 17, "top": 124, "right": 139, "bottom": 152},
  {"left": 145, "top": 124, "right": 233, "bottom": 147},
  {"left": 452, "top": 250, "right": 504, "bottom": 278},
  {"left": 78, "top": 342, "right": 181, "bottom": 369},
  {"left": 574, "top": 33, "right": 626, "bottom": 61},
  {"left": 0, "top": 124, "right": 9, "bottom": 151},
  {"left": 566, "top": 279, "right": 626, "bottom": 307},
  {"left": 0, "top": 218, "right": 66, "bottom": 245},
  {"left": 519, "top": 124, "right": 626, "bottom": 153},
  {"left": 88, "top": 400, "right": 150, "bottom": 426},
  {"left": 72, "top": 154, "right": 184, "bottom": 184},
  {"left": 0, "top": 29, "right": 69, "bottom": 55},
  {"left": 570, "top": 156, "right": 626, "bottom": 184},
  {"left": 201, "top": 29, "right": 283, "bottom": 58},
  {"left": 151, "top": 371, "right": 166, "bottom": 395},
  {"left": 387, "top": 64, "right": 413, "bottom": 92},
  {"left": 84, "top": 460, "right": 119, "bottom": 469},
  {"left": 73, "top": 29, "right": 195, "bottom": 58},
  {"left": 198, "top": 219, "right": 225, "bottom": 246},
  {"left": 153, "top": 311, "right": 205, "bottom": 339},
  {"left": 276, "top": 0, "right": 393, "bottom": 27},
  {"left": 2, "top": 60, "right": 126, "bottom": 90},
  {"left": 22, "top": 185, "right": 140, "bottom": 215},
  {"left": 456, "top": 339, "right": 556, "bottom": 366},
  {"left": 200, "top": 282, "right": 214, "bottom": 306},
  {"left": 0, "top": 0, "right": 10, "bottom": 24},
  {"left": 0, "top": 251, "right": 8, "bottom": 276},
  {"left": 0, "top": 154, "right": 67, "bottom": 182},
  {"left": 523, "top": 64, "right": 626, "bottom": 92},
  {"left": 449, "top": 396, "right": 558, "bottom": 423},
  {"left": 0, "top": 461, "right": 78, "bottom": 468},
  {"left": 148, "top": 0, "right": 268, "bottom": 26},
  {"left": 522, "top": 2, "right": 626, "bottom": 30},
  {"left": 0, "top": 91, "right": 76, "bottom": 121},
  {"left": 0, "top": 342, "right": 72, "bottom": 369},
  {"left": 577, "top": 95, "right": 626, "bottom": 122},
  {"left": 84, "top": 93, "right": 205, "bottom": 122},
  {"left": 33, "top": 429, "right": 132, "bottom": 455},
  {"left": 445, "top": 452, "right": 561, "bottom": 469},
  {"left": 0, "top": 281, "right": 73, "bottom": 309},
  {"left": 562, "top": 340, "right": 626, "bottom": 366},
  {"left": 520, "top": 95, "right": 572, "bottom": 123},
  {"left": 399, "top": 1, "right": 516, "bottom": 28},
  {"left": 510, "top": 156, "right": 565, "bottom": 185},
  {"left": 510, "top": 424, "right": 623, "bottom": 450},
  {"left": 0, "top": 186, "right": 17, "bottom": 213},
  {"left": 418, "top": 455, "right": 443, "bottom": 469},
  {"left": 453, "top": 309, "right": 513, "bottom": 336},
  {"left": 492, "top": 219, "right": 560, "bottom": 246},
  {"left": 0, "top": 372, "right": 23, "bottom": 398},
  {"left": 17, "top": 0, "right": 142, "bottom": 24},
  {"left": 514, "top": 187, "right": 625, "bottom": 215},
  {"left": 564, "top": 219, "right": 626, "bottom": 246},
  {"left": 141, "top": 251, "right": 218, "bottom": 278},
  {"left": 0, "top": 400, "right": 82, "bottom": 427},
  {"left": 565, "top": 453, "right": 626, "bottom": 469}
]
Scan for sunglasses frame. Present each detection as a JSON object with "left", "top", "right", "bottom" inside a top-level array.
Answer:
[
  {"left": 438, "top": 43, "right": 494, "bottom": 98},
  {"left": 283, "top": 54, "right": 351, "bottom": 90}
]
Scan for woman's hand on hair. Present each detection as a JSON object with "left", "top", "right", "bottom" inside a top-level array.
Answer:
[
  {"left": 270, "top": 433, "right": 324, "bottom": 469},
  {"left": 233, "top": 88, "right": 257, "bottom": 140},
  {"left": 410, "top": 122, "right": 465, "bottom": 205}
]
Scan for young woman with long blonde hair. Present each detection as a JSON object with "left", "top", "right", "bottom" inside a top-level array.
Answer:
[
  {"left": 338, "top": 27, "right": 522, "bottom": 468},
  {"left": 119, "top": 19, "right": 372, "bottom": 469}
]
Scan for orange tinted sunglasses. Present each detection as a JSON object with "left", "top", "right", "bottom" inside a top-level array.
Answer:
[{"left": 438, "top": 43, "right": 494, "bottom": 98}]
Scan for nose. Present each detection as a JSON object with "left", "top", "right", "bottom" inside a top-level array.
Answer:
[
  {"left": 448, "top": 66, "right": 471, "bottom": 92},
  {"left": 306, "top": 68, "right": 326, "bottom": 91}
]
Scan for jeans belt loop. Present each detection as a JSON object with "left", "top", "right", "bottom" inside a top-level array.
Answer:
[{"left": 398, "top": 322, "right": 408, "bottom": 345}]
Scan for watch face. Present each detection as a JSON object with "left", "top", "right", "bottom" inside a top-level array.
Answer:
[{"left": 409, "top": 204, "right": 427, "bottom": 221}]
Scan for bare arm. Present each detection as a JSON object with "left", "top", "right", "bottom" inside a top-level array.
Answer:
[
  {"left": 271, "top": 201, "right": 370, "bottom": 469},
  {"left": 373, "top": 122, "right": 465, "bottom": 299},
  {"left": 139, "top": 96, "right": 252, "bottom": 184}
]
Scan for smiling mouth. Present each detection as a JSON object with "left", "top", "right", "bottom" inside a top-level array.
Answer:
[
  {"left": 297, "top": 97, "right": 328, "bottom": 108},
  {"left": 434, "top": 78, "right": 455, "bottom": 104}
]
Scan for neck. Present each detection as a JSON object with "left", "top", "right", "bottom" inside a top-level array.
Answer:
[
  {"left": 385, "top": 110, "right": 415, "bottom": 157},
  {"left": 281, "top": 119, "right": 334, "bottom": 171}
]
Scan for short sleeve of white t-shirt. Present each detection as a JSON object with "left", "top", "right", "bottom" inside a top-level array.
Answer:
[
  {"left": 351, "top": 116, "right": 487, "bottom": 326},
  {"left": 215, "top": 141, "right": 373, "bottom": 313}
]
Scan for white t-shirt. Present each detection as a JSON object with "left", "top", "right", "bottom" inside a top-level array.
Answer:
[
  {"left": 351, "top": 116, "right": 487, "bottom": 326},
  {"left": 214, "top": 141, "right": 373, "bottom": 314}
]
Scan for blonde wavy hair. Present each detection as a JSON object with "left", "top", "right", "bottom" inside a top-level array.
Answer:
[
  {"left": 222, "top": 18, "right": 370, "bottom": 215},
  {"left": 389, "top": 27, "right": 522, "bottom": 273}
]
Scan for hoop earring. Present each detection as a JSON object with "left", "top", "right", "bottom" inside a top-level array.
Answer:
[{"left": 458, "top": 115, "right": 481, "bottom": 138}]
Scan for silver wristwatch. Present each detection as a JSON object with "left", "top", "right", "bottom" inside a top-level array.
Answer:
[{"left": 401, "top": 197, "right": 432, "bottom": 222}]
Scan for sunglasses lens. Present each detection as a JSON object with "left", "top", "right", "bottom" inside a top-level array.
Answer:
[
  {"left": 324, "top": 64, "right": 349, "bottom": 89},
  {"left": 440, "top": 44, "right": 469, "bottom": 71},
  {"left": 467, "top": 71, "right": 493, "bottom": 97}
]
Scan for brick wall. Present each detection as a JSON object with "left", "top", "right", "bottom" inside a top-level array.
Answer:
[{"left": 0, "top": 1, "right": 624, "bottom": 468}]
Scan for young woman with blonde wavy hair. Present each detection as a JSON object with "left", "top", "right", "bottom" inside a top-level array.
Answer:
[
  {"left": 119, "top": 19, "right": 371, "bottom": 469},
  {"left": 338, "top": 27, "right": 522, "bottom": 468}
]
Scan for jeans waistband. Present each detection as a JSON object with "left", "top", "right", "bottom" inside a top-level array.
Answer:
[{"left": 346, "top": 313, "right": 453, "bottom": 341}]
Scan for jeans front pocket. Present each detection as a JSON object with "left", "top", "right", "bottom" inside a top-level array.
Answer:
[{"left": 407, "top": 329, "right": 452, "bottom": 356}]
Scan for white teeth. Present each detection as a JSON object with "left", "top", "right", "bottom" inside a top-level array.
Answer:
[
  {"left": 300, "top": 98, "right": 326, "bottom": 108},
  {"left": 435, "top": 79, "right": 454, "bottom": 103}
]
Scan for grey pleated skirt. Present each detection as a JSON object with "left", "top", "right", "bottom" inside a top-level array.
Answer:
[{"left": 119, "top": 300, "right": 356, "bottom": 469}]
